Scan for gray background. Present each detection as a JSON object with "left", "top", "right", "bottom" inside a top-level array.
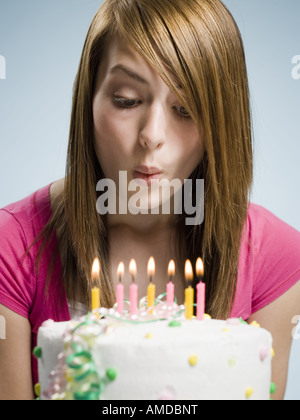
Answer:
[{"left": 0, "top": 0, "right": 299, "bottom": 399}]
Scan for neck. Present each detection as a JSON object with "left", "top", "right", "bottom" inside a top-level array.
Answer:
[{"left": 107, "top": 212, "right": 178, "bottom": 237}]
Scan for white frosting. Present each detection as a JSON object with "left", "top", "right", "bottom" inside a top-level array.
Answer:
[{"left": 37, "top": 317, "right": 273, "bottom": 400}]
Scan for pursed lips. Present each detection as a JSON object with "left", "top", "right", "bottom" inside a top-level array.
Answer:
[{"left": 133, "top": 166, "right": 163, "bottom": 186}]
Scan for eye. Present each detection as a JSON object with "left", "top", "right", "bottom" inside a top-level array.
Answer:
[
  {"left": 174, "top": 106, "right": 191, "bottom": 119},
  {"left": 113, "top": 96, "right": 141, "bottom": 109}
]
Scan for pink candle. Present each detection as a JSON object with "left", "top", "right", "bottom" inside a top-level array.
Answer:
[
  {"left": 116, "top": 262, "right": 124, "bottom": 315},
  {"left": 196, "top": 258, "right": 205, "bottom": 320},
  {"left": 167, "top": 282, "right": 175, "bottom": 305},
  {"left": 130, "top": 282, "right": 138, "bottom": 316},
  {"left": 129, "top": 259, "right": 138, "bottom": 316},
  {"left": 196, "top": 281, "right": 205, "bottom": 320},
  {"left": 167, "top": 260, "right": 175, "bottom": 305}
]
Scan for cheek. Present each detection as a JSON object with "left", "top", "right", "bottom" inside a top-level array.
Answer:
[
  {"left": 93, "top": 106, "right": 134, "bottom": 174},
  {"left": 94, "top": 109, "right": 118, "bottom": 151},
  {"left": 173, "top": 126, "right": 205, "bottom": 177}
]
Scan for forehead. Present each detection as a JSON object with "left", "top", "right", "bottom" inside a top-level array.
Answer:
[
  {"left": 96, "top": 37, "right": 180, "bottom": 91},
  {"left": 105, "top": 38, "right": 149, "bottom": 69},
  {"left": 96, "top": 37, "right": 183, "bottom": 95}
]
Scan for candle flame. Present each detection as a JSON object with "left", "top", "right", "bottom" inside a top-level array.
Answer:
[
  {"left": 196, "top": 258, "right": 204, "bottom": 277},
  {"left": 117, "top": 262, "right": 125, "bottom": 280},
  {"left": 129, "top": 259, "right": 137, "bottom": 278},
  {"left": 185, "top": 259, "right": 194, "bottom": 283},
  {"left": 168, "top": 260, "right": 175, "bottom": 277},
  {"left": 91, "top": 257, "right": 101, "bottom": 280},
  {"left": 147, "top": 257, "right": 155, "bottom": 278}
]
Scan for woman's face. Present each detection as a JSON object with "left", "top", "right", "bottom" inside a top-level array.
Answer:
[{"left": 93, "top": 38, "right": 205, "bottom": 216}]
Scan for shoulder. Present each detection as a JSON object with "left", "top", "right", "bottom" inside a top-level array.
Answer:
[
  {"left": 246, "top": 203, "right": 300, "bottom": 263},
  {"left": 244, "top": 203, "right": 300, "bottom": 313},
  {"left": 0, "top": 183, "right": 54, "bottom": 241},
  {"left": 247, "top": 203, "right": 300, "bottom": 241},
  {"left": 0, "top": 184, "right": 54, "bottom": 316},
  {"left": 241, "top": 203, "right": 300, "bottom": 267}
]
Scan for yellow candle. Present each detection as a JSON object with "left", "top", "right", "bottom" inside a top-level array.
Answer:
[
  {"left": 184, "top": 260, "right": 194, "bottom": 320},
  {"left": 185, "top": 286, "right": 194, "bottom": 320},
  {"left": 91, "top": 287, "right": 100, "bottom": 312},
  {"left": 91, "top": 258, "right": 101, "bottom": 311},
  {"left": 147, "top": 282, "right": 156, "bottom": 310},
  {"left": 147, "top": 257, "right": 156, "bottom": 311}
]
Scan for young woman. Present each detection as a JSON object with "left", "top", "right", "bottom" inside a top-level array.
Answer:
[{"left": 0, "top": 0, "right": 299, "bottom": 400}]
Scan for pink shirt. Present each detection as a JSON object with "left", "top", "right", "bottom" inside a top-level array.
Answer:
[{"left": 0, "top": 184, "right": 300, "bottom": 386}]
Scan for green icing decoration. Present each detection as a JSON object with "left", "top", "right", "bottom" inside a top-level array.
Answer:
[
  {"left": 169, "top": 320, "right": 182, "bottom": 327},
  {"left": 63, "top": 317, "right": 104, "bottom": 400},
  {"left": 74, "top": 384, "right": 101, "bottom": 401},
  {"left": 270, "top": 382, "right": 276, "bottom": 395},
  {"left": 33, "top": 346, "right": 42, "bottom": 359},
  {"left": 106, "top": 368, "right": 118, "bottom": 382}
]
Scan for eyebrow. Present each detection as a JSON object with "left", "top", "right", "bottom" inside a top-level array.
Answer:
[
  {"left": 109, "top": 64, "right": 149, "bottom": 85},
  {"left": 109, "top": 64, "right": 183, "bottom": 92}
]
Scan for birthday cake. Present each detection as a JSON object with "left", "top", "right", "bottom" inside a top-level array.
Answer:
[{"left": 36, "top": 302, "right": 274, "bottom": 401}]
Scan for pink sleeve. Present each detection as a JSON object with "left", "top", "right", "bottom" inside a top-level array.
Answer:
[
  {"left": 0, "top": 209, "right": 36, "bottom": 318},
  {"left": 251, "top": 206, "right": 300, "bottom": 313}
]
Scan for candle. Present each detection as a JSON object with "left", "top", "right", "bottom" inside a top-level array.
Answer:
[
  {"left": 167, "top": 260, "right": 175, "bottom": 305},
  {"left": 147, "top": 257, "right": 156, "bottom": 312},
  {"left": 129, "top": 259, "right": 138, "bottom": 316},
  {"left": 196, "top": 258, "right": 205, "bottom": 320},
  {"left": 91, "top": 257, "right": 101, "bottom": 311},
  {"left": 116, "top": 262, "right": 125, "bottom": 315},
  {"left": 184, "top": 259, "right": 194, "bottom": 320}
]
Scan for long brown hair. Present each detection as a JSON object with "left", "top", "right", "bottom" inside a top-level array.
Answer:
[{"left": 32, "top": 0, "right": 253, "bottom": 319}]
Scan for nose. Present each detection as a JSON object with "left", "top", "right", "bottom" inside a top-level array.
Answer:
[{"left": 138, "top": 104, "right": 166, "bottom": 150}]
